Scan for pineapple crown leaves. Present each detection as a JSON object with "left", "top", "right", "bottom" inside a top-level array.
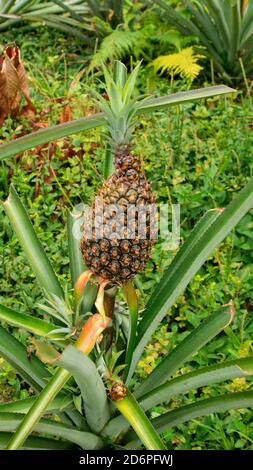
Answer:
[{"left": 92, "top": 60, "right": 144, "bottom": 146}]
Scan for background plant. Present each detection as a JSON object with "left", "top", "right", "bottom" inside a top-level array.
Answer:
[
  {"left": 0, "top": 0, "right": 133, "bottom": 42},
  {"left": 153, "top": 0, "right": 253, "bottom": 85},
  {"left": 0, "top": 1, "right": 93, "bottom": 40}
]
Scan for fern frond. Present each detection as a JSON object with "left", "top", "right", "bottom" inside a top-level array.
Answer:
[
  {"left": 156, "top": 30, "right": 182, "bottom": 50},
  {"left": 89, "top": 30, "right": 144, "bottom": 72},
  {"left": 153, "top": 47, "right": 203, "bottom": 82}
]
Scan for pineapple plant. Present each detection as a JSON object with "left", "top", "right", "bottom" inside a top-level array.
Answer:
[
  {"left": 1, "top": 66, "right": 249, "bottom": 452},
  {"left": 81, "top": 62, "right": 156, "bottom": 284}
]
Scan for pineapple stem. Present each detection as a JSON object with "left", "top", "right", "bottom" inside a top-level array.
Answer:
[
  {"left": 104, "top": 286, "right": 117, "bottom": 350},
  {"left": 123, "top": 281, "right": 138, "bottom": 382},
  {"left": 103, "top": 143, "right": 114, "bottom": 178}
]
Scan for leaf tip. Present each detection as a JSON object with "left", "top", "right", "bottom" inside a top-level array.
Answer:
[
  {"left": 223, "top": 300, "right": 235, "bottom": 324},
  {"left": 3, "top": 183, "right": 16, "bottom": 207},
  {"left": 208, "top": 207, "right": 225, "bottom": 213}
]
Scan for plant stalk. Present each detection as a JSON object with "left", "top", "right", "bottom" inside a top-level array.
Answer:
[
  {"left": 113, "top": 389, "right": 166, "bottom": 450},
  {"left": 123, "top": 281, "right": 138, "bottom": 381},
  {"left": 103, "top": 143, "right": 114, "bottom": 179}
]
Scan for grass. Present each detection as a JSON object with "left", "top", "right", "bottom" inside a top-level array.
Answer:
[{"left": 0, "top": 27, "right": 253, "bottom": 450}]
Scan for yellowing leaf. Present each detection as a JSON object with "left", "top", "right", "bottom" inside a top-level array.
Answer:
[
  {"left": 33, "top": 340, "right": 61, "bottom": 364},
  {"left": 153, "top": 47, "right": 203, "bottom": 82}
]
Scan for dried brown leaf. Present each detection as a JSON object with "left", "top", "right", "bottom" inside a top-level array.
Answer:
[
  {"left": 0, "top": 51, "right": 19, "bottom": 122},
  {"left": 59, "top": 104, "right": 72, "bottom": 123},
  {"left": 0, "top": 45, "right": 34, "bottom": 125}
]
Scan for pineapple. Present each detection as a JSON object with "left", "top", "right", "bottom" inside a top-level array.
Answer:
[{"left": 81, "top": 61, "right": 156, "bottom": 284}]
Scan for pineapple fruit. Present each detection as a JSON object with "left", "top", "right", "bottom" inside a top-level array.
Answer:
[{"left": 81, "top": 62, "right": 156, "bottom": 285}]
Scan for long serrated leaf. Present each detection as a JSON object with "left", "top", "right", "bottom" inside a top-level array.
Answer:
[
  {"left": 0, "top": 86, "right": 234, "bottom": 161},
  {"left": 21, "top": 16, "right": 91, "bottom": 41},
  {"left": 52, "top": 0, "right": 87, "bottom": 23},
  {"left": 140, "top": 209, "right": 222, "bottom": 329},
  {"left": 135, "top": 304, "right": 234, "bottom": 397},
  {"left": 227, "top": 0, "right": 241, "bottom": 66},
  {"left": 138, "top": 85, "right": 234, "bottom": 113},
  {"left": 7, "top": 315, "right": 109, "bottom": 449},
  {"left": 67, "top": 206, "right": 86, "bottom": 286},
  {"left": 140, "top": 355, "right": 253, "bottom": 411},
  {"left": 0, "top": 394, "right": 73, "bottom": 414},
  {"left": 3, "top": 185, "right": 63, "bottom": 300},
  {"left": 153, "top": 386, "right": 253, "bottom": 438},
  {"left": 0, "top": 324, "right": 83, "bottom": 442},
  {"left": 0, "top": 325, "right": 51, "bottom": 391},
  {"left": 204, "top": 0, "right": 231, "bottom": 51},
  {"left": 125, "top": 391, "right": 253, "bottom": 449},
  {"left": 0, "top": 413, "right": 103, "bottom": 449},
  {"left": 154, "top": 0, "right": 227, "bottom": 69},
  {"left": 36, "top": 303, "right": 69, "bottom": 326},
  {"left": 125, "top": 208, "right": 222, "bottom": 382},
  {"left": 0, "top": 0, "right": 16, "bottom": 15},
  {"left": 185, "top": 0, "right": 223, "bottom": 54},
  {"left": 127, "top": 177, "right": 253, "bottom": 382},
  {"left": 102, "top": 356, "right": 253, "bottom": 443},
  {"left": 0, "top": 433, "right": 75, "bottom": 450},
  {"left": 58, "top": 345, "right": 110, "bottom": 433},
  {"left": 0, "top": 304, "right": 65, "bottom": 339}
]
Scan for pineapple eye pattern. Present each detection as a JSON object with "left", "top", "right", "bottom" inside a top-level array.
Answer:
[{"left": 81, "top": 170, "right": 157, "bottom": 283}]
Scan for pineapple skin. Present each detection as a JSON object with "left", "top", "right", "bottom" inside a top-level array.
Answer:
[{"left": 81, "top": 148, "right": 156, "bottom": 285}]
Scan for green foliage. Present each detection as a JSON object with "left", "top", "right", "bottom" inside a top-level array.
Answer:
[
  {"left": 89, "top": 30, "right": 144, "bottom": 72},
  {"left": 86, "top": 0, "right": 124, "bottom": 30},
  {"left": 154, "top": 0, "right": 253, "bottom": 83},
  {"left": 0, "top": 1, "right": 91, "bottom": 40},
  {"left": 0, "top": 26, "right": 253, "bottom": 450},
  {"left": 0, "top": 0, "right": 127, "bottom": 43},
  {"left": 1, "top": 127, "right": 253, "bottom": 450}
]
